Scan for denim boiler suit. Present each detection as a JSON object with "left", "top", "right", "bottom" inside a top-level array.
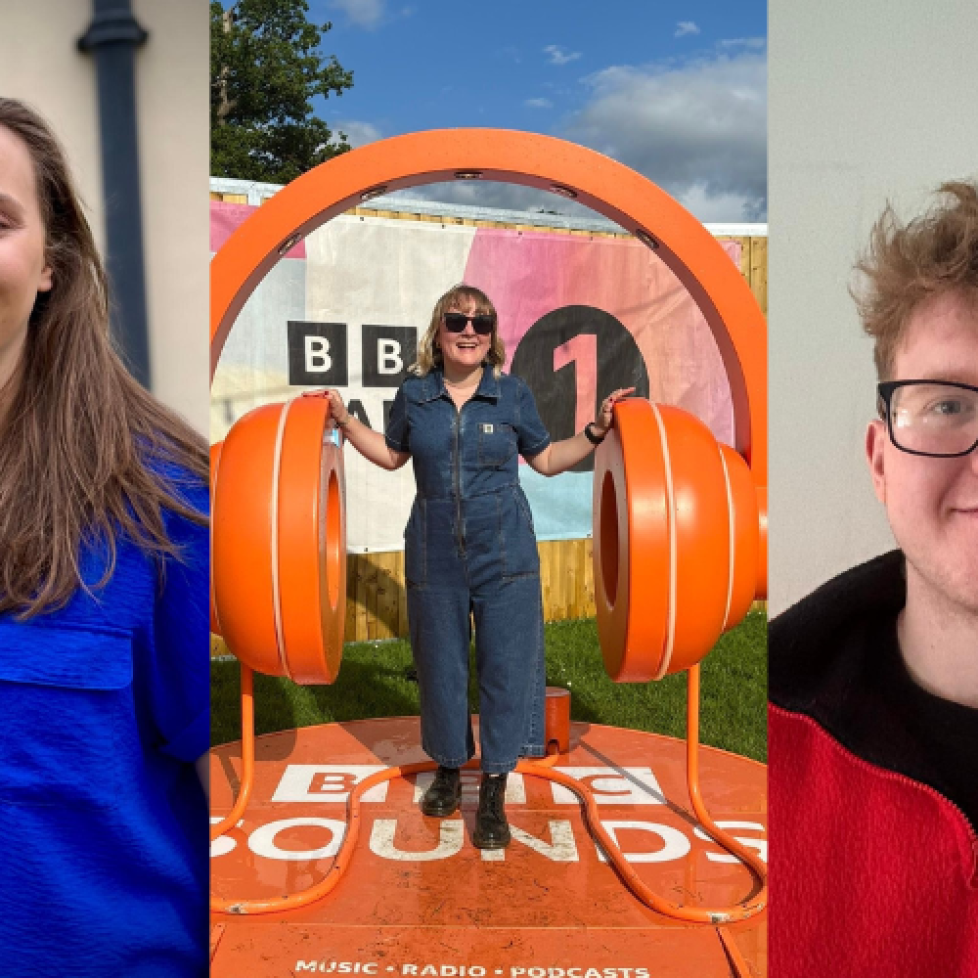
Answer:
[{"left": 385, "top": 365, "right": 552, "bottom": 774}]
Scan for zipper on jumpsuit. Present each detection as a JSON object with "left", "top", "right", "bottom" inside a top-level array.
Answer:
[{"left": 452, "top": 402, "right": 467, "bottom": 557}]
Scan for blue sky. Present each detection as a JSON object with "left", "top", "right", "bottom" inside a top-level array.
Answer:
[{"left": 280, "top": 1, "right": 765, "bottom": 221}]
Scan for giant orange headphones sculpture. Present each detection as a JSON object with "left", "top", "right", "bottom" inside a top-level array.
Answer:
[{"left": 209, "top": 131, "right": 768, "bottom": 943}]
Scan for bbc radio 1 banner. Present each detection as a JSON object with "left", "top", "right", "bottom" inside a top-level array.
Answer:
[{"left": 211, "top": 202, "right": 742, "bottom": 554}]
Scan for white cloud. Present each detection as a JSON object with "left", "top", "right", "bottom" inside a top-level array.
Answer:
[
  {"left": 385, "top": 182, "right": 603, "bottom": 223},
  {"left": 672, "top": 184, "right": 762, "bottom": 224},
  {"left": 718, "top": 37, "right": 765, "bottom": 50},
  {"left": 562, "top": 49, "right": 767, "bottom": 222},
  {"left": 335, "top": 120, "right": 383, "bottom": 148},
  {"left": 328, "top": 0, "right": 385, "bottom": 29},
  {"left": 675, "top": 21, "right": 700, "bottom": 37},
  {"left": 544, "top": 44, "right": 582, "bottom": 66},
  {"left": 525, "top": 98, "right": 554, "bottom": 109}
]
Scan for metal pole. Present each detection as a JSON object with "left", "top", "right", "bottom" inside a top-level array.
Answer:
[{"left": 78, "top": 0, "right": 151, "bottom": 388}]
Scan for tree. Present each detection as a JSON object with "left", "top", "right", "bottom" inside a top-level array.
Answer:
[{"left": 211, "top": 0, "right": 354, "bottom": 184}]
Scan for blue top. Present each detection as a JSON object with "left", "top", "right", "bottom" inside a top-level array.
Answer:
[
  {"left": 0, "top": 467, "right": 209, "bottom": 977},
  {"left": 384, "top": 365, "right": 551, "bottom": 499}
]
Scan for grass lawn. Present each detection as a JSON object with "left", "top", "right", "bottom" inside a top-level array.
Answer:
[{"left": 211, "top": 610, "right": 767, "bottom": 762}]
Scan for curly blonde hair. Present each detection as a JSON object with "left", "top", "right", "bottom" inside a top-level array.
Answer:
[
  {"left": 853, "top": 180, "right": 978, "bottom": 380},
  {"left": 411, "top": 284, "right": 507, "bottom": 378}
]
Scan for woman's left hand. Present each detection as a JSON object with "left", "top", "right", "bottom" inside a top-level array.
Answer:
[{"left": 594, "top": 388, "right": 636, "bottom": 434}]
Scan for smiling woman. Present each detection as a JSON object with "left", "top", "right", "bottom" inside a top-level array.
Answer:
[
  {"left": 324, "top": 283, "right": 633, "bottom": 848},
  {"left": 0, "top": 169, "right": 51, "bottom": 396},
  {"left": 0, "top": 99, "right": 210, "bottom": 976}
]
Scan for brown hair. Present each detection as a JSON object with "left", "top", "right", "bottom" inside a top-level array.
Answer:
[
  {"left": 853, "top": 180, "right": 978, "bottom": 380},
  {"left": 411, "top": 283, "right": 507, "bottom": 378},
  {"left": 0, "top": 98, "right": 208, "bottom": 619}
]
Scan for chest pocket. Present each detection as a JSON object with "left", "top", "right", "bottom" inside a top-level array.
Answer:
[
  {"left": 477, "top": 422, "right": 518, "bottom": 468},
  {"left": 0, "top": 622, "right": 134, "bottom": 809}
]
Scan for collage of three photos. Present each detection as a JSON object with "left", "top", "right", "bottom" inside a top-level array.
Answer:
[{"left": 1, "top": 1, "right": 976, "bottom": 976}]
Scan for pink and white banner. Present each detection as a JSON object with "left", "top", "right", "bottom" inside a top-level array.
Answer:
[{"left": 212, "top": 202, "right": 741, "bottom": 552}]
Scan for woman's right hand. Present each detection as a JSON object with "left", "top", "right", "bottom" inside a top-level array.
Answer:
[
  {"left": 324, "top": 389, "right": 350, "bottom": 429},
  {"left": 320, "top": 388, "right": 407, "bottom": 471}
]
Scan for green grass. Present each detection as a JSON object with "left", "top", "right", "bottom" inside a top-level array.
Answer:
[{"left": 211, "top": 610, "right": 767, "bottom": 762}]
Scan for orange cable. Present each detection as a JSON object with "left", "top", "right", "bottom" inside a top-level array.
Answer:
[
  {"left": 716, "top": 926, "right": 755, "bottom": 978},
  {"left": 210, "top": 665, "right": 766, "bottom": 922},
  {"left": 209, "top": 663, "right": 254, "bottom": 840},
  {"left": 686, "top": 664, "right": 768, "bottom": 911}
]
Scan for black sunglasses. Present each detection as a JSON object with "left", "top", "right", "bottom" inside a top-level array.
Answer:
[{"left": 443, "top": 312, "right": 496, "bottom": 335}]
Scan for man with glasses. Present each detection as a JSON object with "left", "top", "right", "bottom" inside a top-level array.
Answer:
[{"left": 769, "top": 181, "right": 978, "bottom": 976}]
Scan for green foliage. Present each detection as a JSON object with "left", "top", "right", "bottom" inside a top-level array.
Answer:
[
  {"left": 211, "top": 611, "right": 767, "bottom": 762},
  {"left": 211, "top": 0, "right": 353, "bottom": 184}
]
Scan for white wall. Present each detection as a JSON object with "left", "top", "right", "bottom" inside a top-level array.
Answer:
[
  {"left": 0, "top": 0, "right": 208, "bottom": 434},
  {"left": 768, "top": 0, "right": 978, "bottom": 613},
  {"left": 133, "top": 0, "right": 209, "bottom": 434},
  {"left": 0, "top": 3, "right": 101, "bottom": 246}
]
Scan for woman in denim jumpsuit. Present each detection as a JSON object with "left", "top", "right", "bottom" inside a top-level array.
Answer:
[{"left": 327, "top": 284, "right": 630, "bottom": 848}]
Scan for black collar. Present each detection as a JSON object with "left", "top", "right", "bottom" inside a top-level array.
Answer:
[{"left": 770, "top": 549, "right": 906, "bottom": 709}]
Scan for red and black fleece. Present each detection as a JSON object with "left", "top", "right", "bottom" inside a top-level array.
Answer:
[{"left": 769, "top": 550, "right": 978, "bottom": 977}]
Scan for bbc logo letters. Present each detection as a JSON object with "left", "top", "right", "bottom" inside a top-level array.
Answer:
[{"left": 288, "top": 321, "right": 417, "bottom": 389}]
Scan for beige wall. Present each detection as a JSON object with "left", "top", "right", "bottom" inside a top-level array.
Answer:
[
  {"left": 0, "top": 0, "right": 208, "bottom": 434},
  {"left": 769, "top": 0, "right": 978, "bottom": 613}
]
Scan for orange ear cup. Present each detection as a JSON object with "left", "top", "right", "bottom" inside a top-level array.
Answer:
[
  {"left": 718, "top": 443, "right": 761, "bottom": 628},
  {"left": 212, "top": 394, "right": 346, "bottom": 684},
  {"left": 754, "top": 486, "right": 768, "bottom": 601},
  {"left": 209, "top": 439, "right": 224, "bottom": 637},
  {"left": 593, "top": 400, "right": 760, "bottom": 682},
  {"left": 592, "top": 400, "right": 669, "bottom": 682}
]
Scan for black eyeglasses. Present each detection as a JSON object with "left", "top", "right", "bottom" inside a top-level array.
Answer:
[
  {"left": 877, "top": 379, "right": 978, "bottom": 457},
  {"left": 443, "top": 312, "right": 496, "bottom": 335}
]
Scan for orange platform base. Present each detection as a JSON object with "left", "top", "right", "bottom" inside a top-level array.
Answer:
[{"left": 210, "top": 718, "right": 767, "bottom": 977}]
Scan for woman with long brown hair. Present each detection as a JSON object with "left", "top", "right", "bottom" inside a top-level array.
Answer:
[{"left": 0, "top": 99, "right": 209, "bottom": 975}]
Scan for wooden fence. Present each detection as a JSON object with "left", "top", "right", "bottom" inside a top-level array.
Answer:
[
  {"left": 210, "top": 198, "right": 767, "bottom": 647},
  {"left": 339, "top": 539, "right": 597, "bottom": 643}
]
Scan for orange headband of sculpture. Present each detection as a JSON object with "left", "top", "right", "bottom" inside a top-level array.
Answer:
[{"left": 209, "top": 129, "right": 767, "bottom": 487}]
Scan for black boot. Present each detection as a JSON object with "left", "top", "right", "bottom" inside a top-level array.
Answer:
[
  {"left": 420, "top": 766, "right": 462, "bottom": 817},
  {"left": 472, "top": 773, "right": 511, "bottom": 849}
]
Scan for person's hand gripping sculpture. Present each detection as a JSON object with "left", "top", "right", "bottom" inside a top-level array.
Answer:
[
  {"left": 323, "top": 389, "right": 410, "bottom": 472},
  {"left": 523, "top": 386, "right": 636, "bottom": 477}
]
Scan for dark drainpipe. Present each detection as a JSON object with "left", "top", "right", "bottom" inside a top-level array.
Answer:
[{"left": 78, "top": 0, "right": 151, "bottom": 388}]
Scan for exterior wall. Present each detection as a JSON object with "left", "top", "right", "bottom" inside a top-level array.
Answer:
[
  {"left": 133, "top": 0, "right": 209, "bottom": 434},
  {"left": 768, "top": 0, "right": 978, "bottom": 613},
  {"left": 0, "top": 4, "right": 101, "bottom": 246},
  {"left": 0, "top": 0, "right": 208, "bottom": 434}
]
